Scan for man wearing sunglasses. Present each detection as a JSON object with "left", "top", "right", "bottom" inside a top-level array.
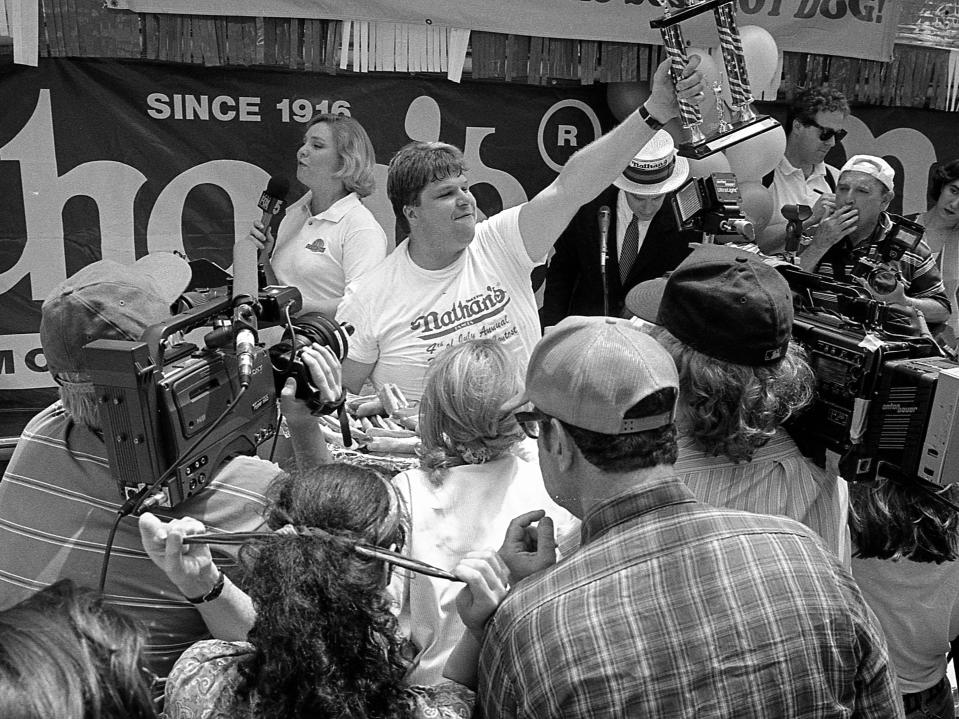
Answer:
[
  {"left": 478, "top": 314, "right": 900, "bottom": 718},
  {"left": 759, "top": 86, "right": 849, "bottom": 255}
]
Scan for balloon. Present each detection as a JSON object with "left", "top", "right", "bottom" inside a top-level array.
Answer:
[
  {"left": 740, "top": 26, "right": 779, "bottom": 100},
  {"left": 724, "top": 125, "right": 786, "bottom": 182},
  {"left": 606, "top": 82, "right": 650, "bottom": 122},
  {"left": 737, "top": 181, "right": 774, "bottom": 237},
  {"left": 686, "top": 152, "right": 731, "bottom": 179}
]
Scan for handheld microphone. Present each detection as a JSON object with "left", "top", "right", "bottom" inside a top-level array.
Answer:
[
  {"left": 598, "top": 206, "right": 611, "bottom": 269},
  {"left": 258, "top": 175, "right": 290, "bottom": 232}
]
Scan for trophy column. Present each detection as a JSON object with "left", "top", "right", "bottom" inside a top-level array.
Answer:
[{"left": 650, "top": 0, "right": 779, "bottom": 159}]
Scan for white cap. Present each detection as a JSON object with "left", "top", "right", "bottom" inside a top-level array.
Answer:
[{"left": 840, "top": 155, "right": 895, "bottom": 193}]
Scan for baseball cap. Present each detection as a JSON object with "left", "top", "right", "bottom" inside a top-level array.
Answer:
[
  {"left": 41, "top": 253, "right": 192, "bottom": 374},
  {"left": 625, "top": 244, "right": 792, "bottom": 366},
  {"left": 504, "top": 315, "right": 678, "bottom": 435},
  {"left": 613, "top": 129, "right": 690, "bottom": 196},
  {"left": 840, "top": 155, "right": 895, "bottom": 193}
]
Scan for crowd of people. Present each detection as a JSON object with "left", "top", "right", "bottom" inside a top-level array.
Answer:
[{"left": 3, "top": 50, "right": 959, "bottom": 719}]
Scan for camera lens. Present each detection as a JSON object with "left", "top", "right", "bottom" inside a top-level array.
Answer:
[{"left": 268, "top": 313, "right": 354, "bottom": 411}]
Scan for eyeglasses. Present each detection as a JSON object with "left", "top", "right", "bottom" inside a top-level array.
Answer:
[
  {"left": 514, "top": 408, "right": 552, "bottom": 440},
  {"left": 803, "top": 118, "right": 848, "bottom": 143}
]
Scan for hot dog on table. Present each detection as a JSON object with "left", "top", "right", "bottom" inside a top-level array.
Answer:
[{"left": 319, "top": 383, "right": 420, "bottom": 455}]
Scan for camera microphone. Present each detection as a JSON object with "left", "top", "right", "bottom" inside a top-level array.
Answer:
[
  {"left": 232, "top": 175, "right": 289, "bottom": 388},
  {"left": 598, "top": 206, "right": 611, "bottom": 270}
]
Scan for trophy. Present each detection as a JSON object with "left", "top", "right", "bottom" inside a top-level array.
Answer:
[{"left": 650, "top": 0, "right": 780, "bottom": 159}]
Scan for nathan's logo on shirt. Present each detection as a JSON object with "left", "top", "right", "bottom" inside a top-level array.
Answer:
[
  {"left": 304, "top": 238, "right": 327, "bottom": 254},
  {"left": 410, "top": 285, "right": 510, "bottom": 340}
]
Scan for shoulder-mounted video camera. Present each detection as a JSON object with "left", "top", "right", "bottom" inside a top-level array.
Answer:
[
  {"left": 84, "top": 281, "right": 351, "bottom": 509},
  {"left": 774, "top": 263, "right": 959, "bottom": 487},
  {"left": 670, "top": 172, "right": 755, "bottom": 242}
]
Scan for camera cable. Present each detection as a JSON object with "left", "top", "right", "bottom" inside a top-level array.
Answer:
[{"left": 97, "top": 384, "right": 255, "bottom": 593}]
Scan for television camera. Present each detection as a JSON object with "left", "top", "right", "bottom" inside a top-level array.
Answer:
[
  {"left": 670, "top": 172, "right": 755, "bottom": 243},
  {"left": 84, "top": 282, "right": 351, "bottom": 510},
  {"left": 776, "top": 263, "right": 959, "bottom": 487}
]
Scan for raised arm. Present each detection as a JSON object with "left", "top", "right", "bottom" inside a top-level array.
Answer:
[{"left": 519, "top": 56, "right": 705, "bottom": 262}]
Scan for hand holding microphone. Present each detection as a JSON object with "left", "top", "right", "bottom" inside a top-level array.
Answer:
[{"left": 244, "top": 175, "right": 290, "bottom": 260}]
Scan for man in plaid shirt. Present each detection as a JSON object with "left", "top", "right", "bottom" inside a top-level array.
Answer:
[{"left": 481, "top": 315, "right": 901, "bottom": 718}]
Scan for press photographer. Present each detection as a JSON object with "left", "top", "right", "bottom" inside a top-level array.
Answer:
[
  {"left": 797, "top": 155, "right": 951, "bottom": 332},
  {"left": 0, "top": 253, "right": 335, "bottom": 682}
]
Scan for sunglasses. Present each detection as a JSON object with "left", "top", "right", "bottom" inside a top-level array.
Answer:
[
  {"left": 513, "top": 408, "right": 553, "bottom": 440},
  {"left": 183, "top": 532, "right": 463, "bottom": 583},
  {"left": 803, "top": 118, "right": 848, "bottom": 143}
]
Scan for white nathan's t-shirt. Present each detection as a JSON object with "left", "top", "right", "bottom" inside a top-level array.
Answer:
[{"left": 336, "top": 206, "right": 540, "bottom": 400}]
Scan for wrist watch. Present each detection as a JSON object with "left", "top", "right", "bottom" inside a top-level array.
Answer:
[
  {"left": 183, "top": 569, "right": 226, "bottom": 605},
  {"left": 639, "top": 104, "right": 664, "bottom": 131}
]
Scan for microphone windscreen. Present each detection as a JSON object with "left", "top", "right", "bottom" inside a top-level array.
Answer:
[{"left": 266, "top": 175, "right": 290, "bottom": 200}]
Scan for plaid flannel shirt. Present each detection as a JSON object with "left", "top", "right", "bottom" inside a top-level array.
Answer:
[{"left": 477, "top": 477, "right": 901, "bottom": 719}]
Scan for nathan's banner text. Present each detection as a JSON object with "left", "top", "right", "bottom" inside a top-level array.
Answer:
[
  {"left": 0, "top": 58, "right": 611, "bottom": 396},
  {"left": 109, "top": 0, "right": 897, "bottom": 61}
]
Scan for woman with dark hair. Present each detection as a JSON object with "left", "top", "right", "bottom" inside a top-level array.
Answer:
[
  {"left": 244, "top": 112, "right": 388, "bottom": 316},
  {"left": 0, "top": 579, "right": 157, "bottom": 719},
  {"left": 910, "top": 159, "right": 959, "bottom": 345},
  {"left": 393, "top": 338, "right": 579, "bottom": 685},
  {"left": 141, "top": 462, "right": 507, "bottom": 719},
  {"left": 850, "top": 477, "right": 959, "bottom": 718}
]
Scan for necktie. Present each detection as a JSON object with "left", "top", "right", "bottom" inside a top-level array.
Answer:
[{"left": 619, "top": 215, "right": 639, "bottom": 284}]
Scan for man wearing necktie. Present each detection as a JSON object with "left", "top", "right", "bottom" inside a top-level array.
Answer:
[{"left": 540, "top": 130, "right": 702, "bottom": 329}]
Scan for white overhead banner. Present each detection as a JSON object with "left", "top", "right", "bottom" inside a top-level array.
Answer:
[{"left": 109, "top": 0, "right": 899, "bottom": 62}]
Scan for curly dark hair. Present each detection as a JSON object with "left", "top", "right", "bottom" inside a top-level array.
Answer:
[
  {"left": 850, "top": 477, "right": 959, "bottom": 563},
  {"left": 236, "top": 464, "right": 414, "bottom": 719},
  {"left": 785, "top": 85, "right": 849, "bottom": 137},
  {"left": 650, "top": 327, "right": 815, "bottom": 463}
]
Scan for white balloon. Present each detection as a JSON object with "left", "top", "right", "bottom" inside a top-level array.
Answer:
[
  {"left": 686, "top": 152, "right": 732, "bottom": 179},
  {"left": 740, "top": 26, "right": 779, "bottom": 99},
  {"left": 738, "top": 181, "right": 774, "bottom": 236},
  {"left": 724, "top": 125, "right": 786, "bottom": 182}
]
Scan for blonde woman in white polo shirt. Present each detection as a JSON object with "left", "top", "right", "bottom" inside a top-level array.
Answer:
[{"left": 246, "top": 113, "right": 388, "bottom": 316}]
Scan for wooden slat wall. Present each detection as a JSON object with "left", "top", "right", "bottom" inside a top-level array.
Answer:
[{"left": 31, "top": 0, "right": 957, "bottom": 111}]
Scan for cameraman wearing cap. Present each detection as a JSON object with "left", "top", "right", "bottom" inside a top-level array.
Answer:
[
  {"left": 0, "top": 254, "right": 331, "bottom": 682},
  {"left": 539, "top": 130, "right": 700, "bottom": 327},
  {"left": 478, "top": 314, "right": 899, "bottom": 718},
  {"left": 798, "top": 154, "right": 950, "bottom": 329},
  {"left": 626, "top": 244, "right": 849, "bottom": 563}
]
